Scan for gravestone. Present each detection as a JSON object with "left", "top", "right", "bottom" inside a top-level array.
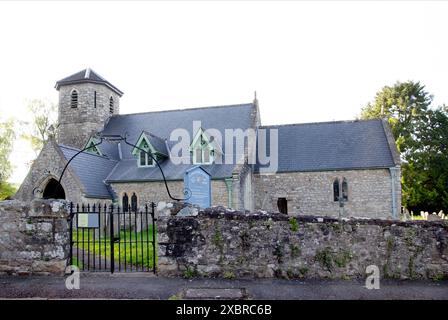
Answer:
[{"left": 184, "top": 166, "right": 211, "bottom": 209}]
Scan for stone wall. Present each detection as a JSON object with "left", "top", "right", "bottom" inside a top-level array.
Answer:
[
  {"left": 253, "top": 169, "right": 401, "bottom": 219},
  {"left": 110, "top": 179, "right": 229, "bottom": 208},
  {"left": 58, "top": 82, "right": 120, "bottom": 149},
  {"left": 14, "top": 139, "right": 85, "bottom": 204},
  {"left": 157, "top": 206, "right": 448, "bottom": 280},
  {"left": 0, "top": 199, "right": 70, "bottom": 275}
]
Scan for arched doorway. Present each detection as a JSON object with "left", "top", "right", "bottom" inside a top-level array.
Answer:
[{"left": 42, "top": 178, "right": 66, "bottom": 199}]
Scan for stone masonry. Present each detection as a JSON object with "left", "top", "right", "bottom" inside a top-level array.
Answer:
[
  {"left": 253, "top": 168, "right": 401, "bottom": 219},
  {"left": 157, "top": 205, "right": 448, "bottom": 280},
  {"left": 14, "top": 138, "right": 112, "bottom": 206},
  {"left": 15, "top": 138, "right": 84, "bottom": 203},
  {"left": 111, "top": 179, "right": 230, "bottom": 209},
  {"left": 15, "top": 69, "right": 402, "bottom": 221},
  {"left": 0, "top": 199, "right": 70, "bottom": 275},
  {"left": 58, "top": 82, "right": 120, "bottom": 149}
]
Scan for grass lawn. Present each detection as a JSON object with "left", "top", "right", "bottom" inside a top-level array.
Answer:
[
  {"left": 72, "top": 226, "right": 157, "bottom": 270},
  {"left": 71, "top": 256, "right": 83, "bottom": 269}
]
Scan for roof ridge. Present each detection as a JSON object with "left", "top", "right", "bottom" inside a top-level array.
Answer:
[
  {"left": 88, "top": 68, "right": 107, "bottom": 82},
  {"left": 112, "top": 102, "right": 254, "bottom": 118},
  {"left": 260, "top": 118, "right": 381, "bottom": 129},
  {"left": 103, "top": 159, "right": 121, "bottom": 182},
  {"left": 55, "top": 69, "right": 123, "bottom": 96},
  {"left": 59, "top": 144, "right": 118, "bottom": 161},
  {"left": 58, "top": 69, "right": 85, "bottom": 82},
  {"left": 142, "top": 130, "right": 166, "bottom": 142}
]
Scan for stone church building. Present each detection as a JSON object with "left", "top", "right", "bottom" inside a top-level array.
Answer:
[{"left": 15, "top": 69, "right": 402, "bottom": 219}]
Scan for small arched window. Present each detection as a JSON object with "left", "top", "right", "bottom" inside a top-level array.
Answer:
[
  {"left": 109, "top": 96, "right": 114, "bottom": 114},
  {"left": 333, "top": 178, "right": 340, "bottom": 202},
  {"left": 342, "top": 178, "right": 348, "bottom": 201},
  {"left": 71, "top": 89, "right": 78, "bottom": 108},
  {"left": 122, "top": 193, "right": 129, "bottom": 212},
  {"left": 131, "top": 193, "right": 138, "bottom": 212}
]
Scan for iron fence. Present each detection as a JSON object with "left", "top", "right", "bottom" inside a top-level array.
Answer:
[{"left": 68, "top": 202, "right": 157, "bottom": 274}]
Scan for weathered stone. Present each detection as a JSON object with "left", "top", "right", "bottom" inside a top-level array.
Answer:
[
  {"left": 57, "top": 82, "right": 121, "bottom": 149},
  {"left": 0, "top": 199, "right": 69, "bottom": 275},
  {"left": 111, "top": 180, "right": 230, "bottom": 216},
  {"left": 36, "top": 222, "right": 53, "bottom": 233},
  {"left": 253, "top": 169, "right": 401, "bottom": 219},
  {"left": 157, "top": 206, "right": 448, "bottom": 280},
  {"left": 31, "top": 260, "right": 66, "bottom": 275},
  {"left": 428, "top": 214, "right": 442, "bottom": 221},
  {"left": 17, "top": 250, "right": 41, "bottom": 260},
  {"left": 177, "top": 206, "right": 199, "bottom": 217}
]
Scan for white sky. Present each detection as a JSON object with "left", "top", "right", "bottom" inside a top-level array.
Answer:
[{"left": 0, "top": 1, "right": 447, "bottom": 184}]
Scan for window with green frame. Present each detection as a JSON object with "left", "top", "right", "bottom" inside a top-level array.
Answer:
[
  {"left": 137, "top": 139, "right": 154, "bottom": 167},
  {"left": 86, "top": 140, "right": 101, "bottom": 156},
  {"left": 192, "top": 133, "right": 214, "bottom": 164}
]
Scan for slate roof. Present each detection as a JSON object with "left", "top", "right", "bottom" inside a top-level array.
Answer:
[
  {"left": 102, "top": 103, "right": 254, "bottom": 159},
  {"left": 55, "top": 68, "right": 123, "bottom": 96},
  {"left": 60, "top": 145, "right": 118, "bottom": 199},
  {"left": 106, "top": 160, "right": 236, "bottom": 182},
  {"left": 102, "top": 103, "right": 255, "bottom": 182},
  {"left": 56, "top": 102, "right": 398, "bottom": 198},
  {"left": 255, "top": 119, "right": 396, "bottom": 173},
  {"left": 138, "top": 131, "right": 168, "bottom": 156}
]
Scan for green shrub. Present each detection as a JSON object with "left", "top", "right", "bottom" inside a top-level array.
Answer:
[
  {"left": 334, "top": 250, "right": 352, "bottom": 268},
  {"left": 315, "top": 247, "right": 334, "bottom": 271},
  {"left": 315, "top": 247, "right": 352, "bottom": 271},
  {"left": 290, "top": 244, "right": 301, "bottom": 258},
  {"left": 289, "top": 217, "right": 299, "bottom": 232},
  {"left": 183, "top": 266, "right": 199, "bottom": 279},
  {"left": 223, "top": 271, "right": 235, "bottom": 279}
]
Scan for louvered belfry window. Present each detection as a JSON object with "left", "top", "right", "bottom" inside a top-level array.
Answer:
[
  {"left": 109, "top": 96, "right": 114, "bottom": 113},
  {"left": 71, "top": 90, "right": 78, "bottom": 108}
]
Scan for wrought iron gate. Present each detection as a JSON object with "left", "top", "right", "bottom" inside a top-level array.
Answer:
[{"left": 68, "top": 202, "right": 157, "bottom": 273}]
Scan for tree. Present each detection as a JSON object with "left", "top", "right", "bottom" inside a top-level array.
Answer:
[
  {"left": 361, "top": 81, "right": 448, "bottom": 213},
  {"left": 361, "top": 81, "right": 432, "bottom": 158},
  {"left": 401, "top": 106, "right": 448, "bottom": 212},
  {"left": 21, "top": 99, "right": 58, "bottom": 157},
  {"left": 0, "top": 119, "right": 16, "bottom": 200},
  {"left": 0, "top": 119, "right": 15, "bottom": 181},
  {"left": 0, "top": 181, "right": 17, "bottom": 200}
]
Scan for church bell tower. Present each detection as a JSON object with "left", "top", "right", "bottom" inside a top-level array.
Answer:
[{"left": 55, "top": 68, "right": 123, "bottom": 149}]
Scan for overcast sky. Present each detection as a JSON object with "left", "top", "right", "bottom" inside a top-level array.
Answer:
[{"left": 1, "top": 1, "right": 447, "bottom": 184}]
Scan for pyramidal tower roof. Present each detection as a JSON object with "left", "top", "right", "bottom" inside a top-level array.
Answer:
[{"left": 55, "top": 68, "right": 123, "bottom": 96}]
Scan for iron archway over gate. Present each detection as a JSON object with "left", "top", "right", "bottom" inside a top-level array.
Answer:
[{"left": 68, "top": 202, "right": 157, "bottom": 274}]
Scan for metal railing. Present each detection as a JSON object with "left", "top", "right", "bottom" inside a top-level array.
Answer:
[{"left": 69, "top": 202, "right": 157, "bottom": 274}]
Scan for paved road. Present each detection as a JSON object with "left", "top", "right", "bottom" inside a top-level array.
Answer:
[{"left": 0, "top": 274, "right": 447, "bottom": 299}]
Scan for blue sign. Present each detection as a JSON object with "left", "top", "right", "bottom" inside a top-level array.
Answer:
[{"left": 184, "top": 166, "right": 211, "bottom": 208}]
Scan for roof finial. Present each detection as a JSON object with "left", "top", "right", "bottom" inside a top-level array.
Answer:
[{"left": 253, "top": 90, "right": 259, "bottom": 105}]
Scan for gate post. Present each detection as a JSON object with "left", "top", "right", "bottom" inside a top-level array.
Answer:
[
  {"left": 69, "top": 202, "right": 73, "bottom": 267},
  {"left": 151, "top": 202, "right": 156, "bottom": 274},
  {"left": 109, "top": 204, "right": 115, "bottom": 273}
]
